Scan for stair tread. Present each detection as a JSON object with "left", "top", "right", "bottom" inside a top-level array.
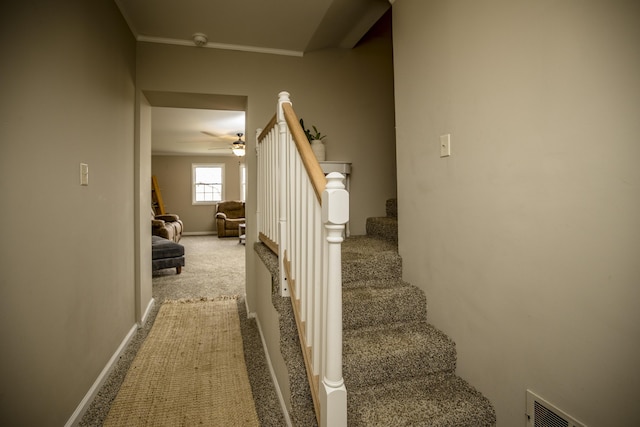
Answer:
[
  {"left": 342, "top": 277, "right": 410, "bottom": 289},
  {"left": 348, "top": 372, "right": 496, "bottom": 427},
  {"left": 367, "top": 216, "right": 398, "bottom": 223},
  {"left": 344, "top": 321, "right": 456, "bottom": 387},
  {"left": 342, "top": 235, "right": 398, "bottom": 258}
]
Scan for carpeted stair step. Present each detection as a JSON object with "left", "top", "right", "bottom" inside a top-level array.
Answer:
[
  {"left": 342, "top": 235, "right": 401, "bottom": 283},
  {"left": 347, "top": 372, "right": 496, "bottom": 427},
  {"left": 364, "top": 198, "right": 399, "bottom": 243},
  {"left": 386, "top": 198, "right": 398, "bottom": 218},
  {"left": 343, "top": 321, "right": 456, "bottom": 389},
  {"left": 366, "top": 216, "right": 398, "bottom": 244},
  {"left": 343, "top": 280, "right": 427, "bottom": 330}
]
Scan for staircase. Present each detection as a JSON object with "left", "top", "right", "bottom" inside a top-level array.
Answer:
[
  {"left": 342, "top": 198, "right": 495, "bottom": 426},
  {"left": 263, "top": 198, "right": 495, "bottom": 426}
]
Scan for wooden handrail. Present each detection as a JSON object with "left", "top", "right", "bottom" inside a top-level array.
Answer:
[
  {"left": 258, "top": 114, "right": 277, "bottom": 142},
  {"left": 282, "top": 103, "right": 327, "bottom": 203}
]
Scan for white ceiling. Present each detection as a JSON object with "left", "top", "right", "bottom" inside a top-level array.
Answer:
[
  {"left": 115, "top": 0, "right": 391, "bottom": 155},
  {"left": 152, "top": 108, "right": 246, "bottom": 156}
]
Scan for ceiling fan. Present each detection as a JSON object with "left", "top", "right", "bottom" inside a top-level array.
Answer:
[
  {"left": 201, "top": 131, "right": 237, "bottom": 142},
  {"left": 230, "top": 133, "right": 246, "bottom": 157},
  {"left": 203, "top": 131, "right": 245, "bottom": 156},
  {"left": 192, "top": 131, "right": 241, "bottom": 155}
]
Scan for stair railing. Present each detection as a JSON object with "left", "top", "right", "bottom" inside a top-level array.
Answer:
[{"left": 257, "top": 91, "right": 348, "bottom": 427}]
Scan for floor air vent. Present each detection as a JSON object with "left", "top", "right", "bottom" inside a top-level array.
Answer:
[{"left": 526, "top": 390, "right": 587, "bottom": 427}]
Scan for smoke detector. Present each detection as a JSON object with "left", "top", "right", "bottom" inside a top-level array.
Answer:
[{"left": 192, "top": 33, "right": 208, "bottom": 47}]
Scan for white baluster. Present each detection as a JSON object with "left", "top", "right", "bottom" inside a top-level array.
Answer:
[
  {"left": 277, "top": 92, "right": 290, "bottom": 296},
  {"left": 256, "top": 129, "right": 262, "bottom": 236}
]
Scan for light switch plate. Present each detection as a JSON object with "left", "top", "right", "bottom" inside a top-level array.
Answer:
[
  {"left": 80, "top": 163, "right": 89, "bottom": 186},
  {"left": 440, "top": 134, "right": 451, "bottom": 157}
]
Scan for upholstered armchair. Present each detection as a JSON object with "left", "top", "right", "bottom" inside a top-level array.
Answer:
[
  {"left": 215, "top": 201, "right": 245, "bottom": 238},
  {"left": 152, "top": 212, "right": 183, "bottom": 242}
]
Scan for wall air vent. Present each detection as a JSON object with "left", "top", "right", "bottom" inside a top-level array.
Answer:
[{"left": 526, "top": 390, "right": 587, "bottom": 427}]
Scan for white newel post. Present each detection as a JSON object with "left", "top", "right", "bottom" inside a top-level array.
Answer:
[
  {"left": 320, "top": 172, "right": 348, "bottom": 427},
  {"left": 277, "top": 91, "right": 290, "bottom": 297}
]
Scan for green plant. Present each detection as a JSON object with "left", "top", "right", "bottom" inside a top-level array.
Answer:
[{"left": 299, "top": 118, "right": 326, "bottom": 142}]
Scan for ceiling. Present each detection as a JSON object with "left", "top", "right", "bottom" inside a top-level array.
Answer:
[
  {"left": 151, "top": 108, "right": 246, "bottom": 156},
  {"left": 114, "top": 0, "right": 391, "bottom": 156}
]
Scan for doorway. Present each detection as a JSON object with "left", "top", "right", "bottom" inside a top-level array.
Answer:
[{"left": 135, "top": 90, "right": 248, "bottom": 324}]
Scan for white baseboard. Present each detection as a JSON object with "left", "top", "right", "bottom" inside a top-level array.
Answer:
[
  {"left": 64, "top": 324, "right": 138, "bottom": 427},
  {"left": 139, "top": 297, "right": 155, "bottom": 327},
  {"left": 182, "top": 231, "right": 216, "bottom": 236},
  {"left": 254, "top": 314, "right": 293, "bottom": 427},
  {"left": 245, "top": 298, "right": 256, "bottom": 319}
]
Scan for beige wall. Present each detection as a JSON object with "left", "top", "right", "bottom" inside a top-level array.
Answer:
[
  {"left": 254, "top": 260, "right": 292, "bottom": 415},
  {"left": 393, "top": 0, "right": 640, "bottom": 426},
  {"left": 0, "top": 1, "right": 137, "bottom": 425},
  {"left": 137, "top": 22, "right": 396, "bottom": 237},
  {"left": 152, "top": 155, "right": 243, "bottom": 233},
  {"left": 136, "top": 93, "right": 153, "bottom": 323},
  {"left": 137, "top": 25, "right": 396, "bottom": 315}
]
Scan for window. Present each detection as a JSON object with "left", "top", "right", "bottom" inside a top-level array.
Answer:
[
  {"left": 240, "top": 163, "right": 246, "bottom": 202},
  {"left": 192, "top": 164, "right": 224, "bottom": 204}
]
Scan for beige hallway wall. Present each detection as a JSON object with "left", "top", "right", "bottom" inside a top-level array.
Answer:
[
  {"left": 392, "top": 1, "right": 640, "bottom": 426},
  {"left": 0, "top": 1, "right": 137, "bottom": 424}
]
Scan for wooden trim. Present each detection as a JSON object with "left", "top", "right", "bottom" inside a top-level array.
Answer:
[
  {"left": 259, "top": 232, "right": 279, "bottom": 255},
  {"left": 286, "top": 257, "right": 321, "bottom": 425},
  {"left": 258, "top": 114, "right": 277, "bottom": 142},
  {"left": 282, "top": 103, "right": 327, "bottom": 203}
]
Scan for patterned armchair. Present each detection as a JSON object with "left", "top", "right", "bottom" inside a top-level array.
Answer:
[{"left": 215, "top": 201, "right": 245, "bottom": 237}]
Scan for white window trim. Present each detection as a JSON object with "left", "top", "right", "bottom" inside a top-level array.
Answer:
[
  {"left": 192, "top": 163, "right": 225, "bottom": 205},
  {"left": 239, "top": 163, "right": 246, "bottom": 202}
]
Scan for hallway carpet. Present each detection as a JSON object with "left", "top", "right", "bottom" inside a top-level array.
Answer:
[
  {"left": 80, "top": 235, "right": 286, "bottom": 426},
  {"left": 103, "top": 298, "right": 259, "bottom": 427}
]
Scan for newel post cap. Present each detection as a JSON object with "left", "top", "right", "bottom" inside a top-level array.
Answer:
[{"left": 322, "top": 172, "right": 349, "bottom": 225}]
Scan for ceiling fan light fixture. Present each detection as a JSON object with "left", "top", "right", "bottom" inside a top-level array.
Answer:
[
  {"left": 192, "top": 32, "right": 208, "bottom": 47},
  {"left": 232, "top": 133, "right": 246, "bottom": 157}
]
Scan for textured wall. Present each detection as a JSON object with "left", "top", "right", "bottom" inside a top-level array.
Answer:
[
  {"left": 392, "top": 1, "right": 640, "bottom": 426},
  {"left": 0, "top": 1, "right": 137, "bottom": 424}
]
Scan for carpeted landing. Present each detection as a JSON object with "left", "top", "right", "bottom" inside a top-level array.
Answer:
[{"left": 260, "top": 199, "right": 496, "bottom": 426}]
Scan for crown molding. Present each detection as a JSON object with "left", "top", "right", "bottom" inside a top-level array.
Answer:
[{"left": 137, "top": 35, "right": 304, "bottom": 57}]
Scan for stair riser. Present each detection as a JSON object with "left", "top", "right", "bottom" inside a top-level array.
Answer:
[
  {"left": 347, "top": 373, "right": 496, "bottom": 427},
  {"left": 365, "top": 218, "right": 398, "bottom": 243},
  {"left": 343, "top": 323, "right": 457, "bottom": 389},
  {"left": 386, "top": 198, "right": 398, "bottom": 219},
  {"left": 344, "top": 346, "right": 457, "bottom": 389},
  {"left": 342, "top": 255, "right": 402, "bottom": 283},
  {"left": 343, "top": 286, "right": 427, "bottom": 330}
]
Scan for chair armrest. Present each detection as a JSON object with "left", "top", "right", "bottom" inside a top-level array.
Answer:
[
  {"left": 155, "top": 214, "right": 180, "bottom": 222},
  {"left": 215, "top": 212, "right": 228, "bottom": 220}
]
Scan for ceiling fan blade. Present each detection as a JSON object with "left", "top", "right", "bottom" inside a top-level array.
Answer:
[{"left": 201, "top": 131, "right": 237, "bottom": 141}]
